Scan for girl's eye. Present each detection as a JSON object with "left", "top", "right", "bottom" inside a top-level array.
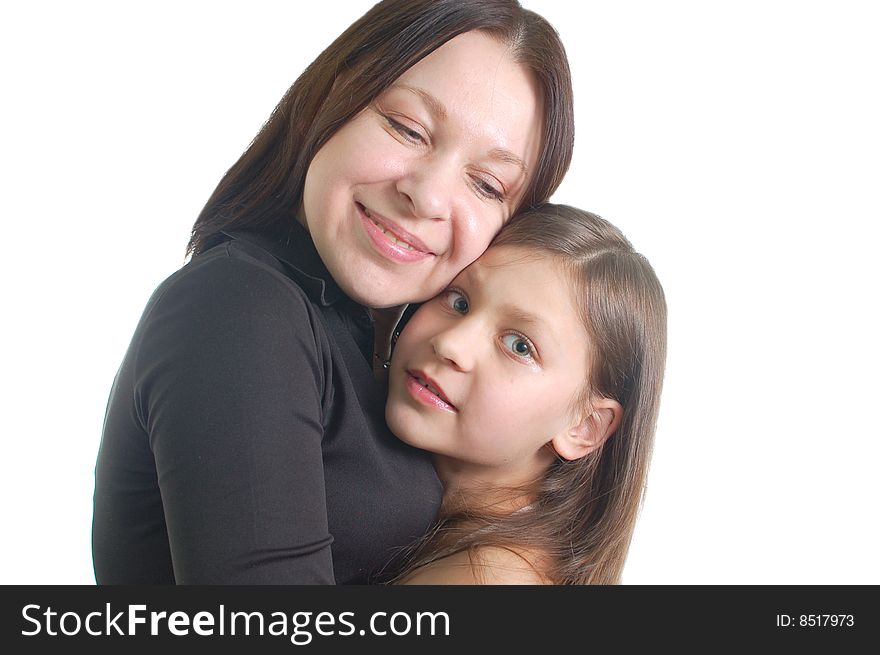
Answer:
[
  {"left": 501, "top": 333, "right": 535, "bottom": 359},
  {"left": 386, "top": 116, "right": 426, "bottom": 144},
  {"left": 442, "top": 289, "right": 469, "bottom": 314},
  {"left": 471, "top": 176, "right": 505, "bottom": 202}
]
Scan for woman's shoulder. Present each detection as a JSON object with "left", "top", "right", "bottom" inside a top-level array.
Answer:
[
  {"left": 139, "top": 240, "right": 323, "bottom": 338},
  {"left": 402, "top": 547, "right": 551, "bottom": 585},
  {"left": 132, "top": 242, "right": 329, "bottom": 372},
  {"left": 164, "top": 240, "right": 312, "bottom": 306}
]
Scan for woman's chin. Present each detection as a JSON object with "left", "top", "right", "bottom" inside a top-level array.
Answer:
[{"left": 346, "top": 277, "right": 433, "bottom": 309}]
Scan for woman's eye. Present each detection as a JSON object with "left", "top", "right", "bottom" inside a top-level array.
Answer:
[
  {"left": 501, "top": 333, "right": 534, "bottom": 359},
  {"left": 386, "top": 117, "right": 426, "bottom": 144},
  {"left": 472, "top": 176, "right": 504, "bottom": 202},
  {"left": 443, "top": 289, "right": 469, "bottom": 314}
]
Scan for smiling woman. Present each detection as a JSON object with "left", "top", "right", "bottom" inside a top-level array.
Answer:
[
  {"left": 301, "top": 31, "right": 544, "bottom": 308},
  {"left": 91, "top": 0, "right": 574, "bottom": 585}
]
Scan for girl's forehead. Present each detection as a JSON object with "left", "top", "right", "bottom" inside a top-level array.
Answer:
[
  {"left": 462, "top": 247, "right": 575, "bottom": 309},
  {"left": 467, "top": 245, "right": 557, "bottom": 280}
]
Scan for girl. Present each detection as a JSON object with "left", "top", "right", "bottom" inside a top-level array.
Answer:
[
  {"left": 385, "top": 204, "right": 667, "bottom": 584},
  {"left": 92, "top": 0, "right": 574, "bottom": 584}
]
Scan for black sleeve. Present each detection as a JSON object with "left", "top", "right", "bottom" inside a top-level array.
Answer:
[{"left": 134, "top": 251, "right": 334, "bottom": 583}]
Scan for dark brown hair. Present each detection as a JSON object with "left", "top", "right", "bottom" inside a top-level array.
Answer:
[
  {"left": 391, "top": 204, "right": 668, "bottom": 584},
  {"left": 187, "top": 0, "right": 574, "bottom": 256}
]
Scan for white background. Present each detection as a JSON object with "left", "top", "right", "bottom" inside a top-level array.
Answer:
[{"left": 2, "top": 1, "right": 878, "bottom": 584}]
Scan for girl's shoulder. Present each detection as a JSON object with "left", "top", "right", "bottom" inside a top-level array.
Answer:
[{"left": 401, "top": 546, "right": 551, "bottom": 585}]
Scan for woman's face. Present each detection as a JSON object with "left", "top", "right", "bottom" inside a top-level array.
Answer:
[
  {"left": 301, "top": 31, "right": 544, "bottom": 308},
  {"left": 385, "top": 246, "right": 592, "bottom": 490}
]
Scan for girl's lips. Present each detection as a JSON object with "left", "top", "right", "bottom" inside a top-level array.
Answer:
[
  {"left": 357, "top": 203, "right": 434, "bottom": 264},
  {"left": 405, "top": 372, "right": 457, "bottom": 413}
]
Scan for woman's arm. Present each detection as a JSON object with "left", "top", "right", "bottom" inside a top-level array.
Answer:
[{"left": 135, "top": 253, "right": 334, "bottom": 583}]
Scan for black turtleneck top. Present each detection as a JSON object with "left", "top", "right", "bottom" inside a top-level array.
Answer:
[{"left": 92, "top": 223, "right": 441, "bottom": 584}]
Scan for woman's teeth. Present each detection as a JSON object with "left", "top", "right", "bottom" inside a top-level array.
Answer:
[
  {"left": 363, "top": 208, "right": 416, "bottom": 251},
  {"left": 374, "top": 220, "right": 415, "bottom": 251}
]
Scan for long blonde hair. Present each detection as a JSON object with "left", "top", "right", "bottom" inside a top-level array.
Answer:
[{"left": 388, "top": 204, "right": 667, "bottom": 584}]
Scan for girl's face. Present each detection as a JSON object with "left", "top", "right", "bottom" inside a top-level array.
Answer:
[
  {"left": 301, "top": 31, "right": 543, "bottom": 308},
  {"left": 386, "top": 246, "right": 592, "bottom": 490}
]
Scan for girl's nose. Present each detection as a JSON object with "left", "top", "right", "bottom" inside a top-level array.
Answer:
[{"left": 429, "top": 320, "right": 478, "bottom": 372}]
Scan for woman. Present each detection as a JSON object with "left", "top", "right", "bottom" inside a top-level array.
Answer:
[
  {"left": 92, "top": 0, "right": 574, "bottom": 584},
  {"left": 384, "top": 204, "right": 667, "bottom": 584}
]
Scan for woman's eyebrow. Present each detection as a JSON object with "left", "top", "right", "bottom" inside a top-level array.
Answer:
[
  {"left": 392, "top": 84, "right": 448, "bottom": 120},
  {"left": 390, "top": 84, "right": 528, "bottom": 176},
  {"left": 489, "top": 148, "right": 528, "bottom": 176}
]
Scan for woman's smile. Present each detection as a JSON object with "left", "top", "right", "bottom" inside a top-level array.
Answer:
[{"left": 356, "top": 201, "right": 435, "bottom": 263}]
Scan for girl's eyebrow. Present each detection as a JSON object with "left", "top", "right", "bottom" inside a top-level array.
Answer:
[
  {"left": 459, "top": 266, "right": 551, "bottom": 334},
  {"left": 496, "top": 304, "right": 546, "bottom": 331},
  {"left": 389, "top": 84, "right": 528, "bottom": 176}
]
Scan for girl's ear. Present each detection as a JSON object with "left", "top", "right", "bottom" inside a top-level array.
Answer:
[{"left": 550, "top": 397, "right": 623, "bottom": 461}]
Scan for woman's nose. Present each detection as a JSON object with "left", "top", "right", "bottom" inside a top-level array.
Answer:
[
  {"left": 396, "top": 156, "right": 455, "bottom": 221},
  {"left": 430, "top": 321, "right": 478, "bottom": 372}
]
